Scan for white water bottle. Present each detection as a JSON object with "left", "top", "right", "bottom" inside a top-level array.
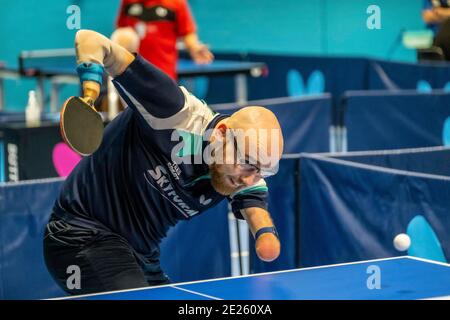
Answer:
[{"left": 25, "top": 90, "right": 41, "bottom": 127}]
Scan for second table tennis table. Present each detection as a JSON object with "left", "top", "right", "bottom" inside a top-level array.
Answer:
[{"left": 0, "top": 49, "right": 266, "bottom": 111}]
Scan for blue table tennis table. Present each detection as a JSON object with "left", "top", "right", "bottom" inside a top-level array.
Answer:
[{"left": 56, "top": 256, "right": 450, "bottom": 300}]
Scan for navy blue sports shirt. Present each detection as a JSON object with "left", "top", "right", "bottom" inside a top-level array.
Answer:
[{"left": 53, "top": 55, "right": 269, "bottom": 255}]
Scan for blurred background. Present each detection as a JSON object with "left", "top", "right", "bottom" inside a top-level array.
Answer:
[{"left": 0, "top": 0, "right": 429, "bottom": 110}]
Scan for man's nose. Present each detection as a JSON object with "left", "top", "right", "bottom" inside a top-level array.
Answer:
[{"left": 239, "top": 173, "right": 261, "bottom": 186}]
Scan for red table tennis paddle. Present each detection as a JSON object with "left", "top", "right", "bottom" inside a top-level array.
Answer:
[{"left": 60, "top": 96, "right": 104, "bottom": 156}]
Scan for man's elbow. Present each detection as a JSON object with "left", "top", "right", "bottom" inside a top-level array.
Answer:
[{"left": 255, "top": 234, "right": 280, "bottom": 262}]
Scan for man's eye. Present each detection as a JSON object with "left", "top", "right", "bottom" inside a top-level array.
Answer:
[{"left": 242, "top": 164, "right": 259, "bottom": 172}]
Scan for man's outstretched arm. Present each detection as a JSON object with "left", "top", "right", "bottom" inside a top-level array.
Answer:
[
  {"left": 241, "top": 207, "right": 280, "bottom": 262},
  {"left": 75, "top": 29, "right": 134, "bottom": 101},
  {"left": 75, "top": 29, "right": 186, "bottom": 121}
]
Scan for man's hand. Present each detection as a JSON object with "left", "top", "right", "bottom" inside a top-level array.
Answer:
[
  {"left": 183, "top": 33, "right": 214, "bottom": 65},
  {"left": 189, "top": 43, "right": 214, "bottom": 64},
  {"left": 75, "top": 29, "right": 135, "bottom": 78},
  {"left": 241, "top": 207, "right": 280, "bottom": 262}
]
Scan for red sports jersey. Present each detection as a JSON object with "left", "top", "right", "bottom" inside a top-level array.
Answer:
[{"left": 117, "top": 0, "right": 196, "bottom": 79}]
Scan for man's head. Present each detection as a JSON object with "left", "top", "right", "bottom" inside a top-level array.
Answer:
[{"left": 208, "top": 106, "right": 284, "bottom": 195}]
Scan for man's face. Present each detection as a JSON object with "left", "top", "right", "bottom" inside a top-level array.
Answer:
[
  {"left": 207, "top": 116, "right": 283, "bottom": 196},
  {"left": 208, "top": 135, "right": 264, "bottom": 196},
  {"left": 209, "top": 162, "right": 261, "bottom": 196}
]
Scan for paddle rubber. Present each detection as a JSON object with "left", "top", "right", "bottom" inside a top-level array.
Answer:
[{"left": 60, "top": 96, "right": 104, "bottom": 156}]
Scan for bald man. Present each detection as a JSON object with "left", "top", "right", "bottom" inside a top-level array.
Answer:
[{"left": 43, "top": 29, "right": 283, "bottom": 295}]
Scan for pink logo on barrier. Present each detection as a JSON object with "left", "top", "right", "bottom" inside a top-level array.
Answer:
[{"left": 52, "top": 142, "right": 82, "bottom": 177}]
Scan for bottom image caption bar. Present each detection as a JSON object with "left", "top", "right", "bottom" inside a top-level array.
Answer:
[{"left": 175, "top": 303, "right": 274, "bottom": 318}]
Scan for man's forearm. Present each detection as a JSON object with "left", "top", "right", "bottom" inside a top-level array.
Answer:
[
  {"left": 241, "top": 207, "right": 280, "bottom": 262},
  {"left": 436, "top": 7, "right": 450, "bottom": 18},
  {"left": 423, "top": 8, "right": 450, "bottom": 24},
  {"left": 183, "top": 33, "right": 200, "bottom": 51},
  {"left": 423, "top": 9, "right": 441, "bottom": 24},
  {"left": 75, "top": 29, "right": 135, "bottom": 78},
  {"left": 242, "top": 207, "right": 275, "bottom": 236}
]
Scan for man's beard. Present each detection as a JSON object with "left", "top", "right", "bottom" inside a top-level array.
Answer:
[{"left": 209, "top": 163, "right": 236, "bottom": 196}]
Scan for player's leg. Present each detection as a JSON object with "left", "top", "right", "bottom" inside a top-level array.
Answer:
[
  {"left": 134, "top": 249, "right": 171, "bottom": 286},
  {"left": 43, "top": 216, "right": 149, "bottom": 295}
]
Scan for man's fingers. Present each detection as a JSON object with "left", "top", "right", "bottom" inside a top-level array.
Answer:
[
  {"left": 193, "top": 48, "right": 214, "bottom": 64},
  {"left": 191, "top": 44, "right": 214, "bottom": 64}
]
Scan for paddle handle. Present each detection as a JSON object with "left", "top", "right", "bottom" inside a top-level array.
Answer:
[{"left": 82, "top": 80, "right": 101, "bottom": 107}]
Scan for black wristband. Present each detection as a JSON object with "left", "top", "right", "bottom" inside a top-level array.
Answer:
[{"left": 254, "top": 226, "right": 278, "bottom": 240}]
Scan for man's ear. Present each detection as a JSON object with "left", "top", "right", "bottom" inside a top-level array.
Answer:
[{"left": 216, "top": 123, "right": 228, "bottom": 138}]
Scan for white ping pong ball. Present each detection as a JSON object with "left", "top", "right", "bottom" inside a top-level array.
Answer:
[
  {"left": 393, "top": 233, "right": 411, "bottom": 252},
  {"left": 250, "top": 68, "right": 262, "bottom": 77}
]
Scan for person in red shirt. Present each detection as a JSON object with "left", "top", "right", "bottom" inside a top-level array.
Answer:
[{"left": 116, "top": 0, "right": 214, "bottom": 79}]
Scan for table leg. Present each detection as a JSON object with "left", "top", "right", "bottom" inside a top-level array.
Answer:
[
  {"left": 36, "top": 78, "right": 45, "bottom": 112},
  {"left": 235, "top": 73, "right": 247, "bottom": 104},
  {"left": 0, "top": 140, "right": 5, "bottom": 182},
  {"left": 50, "top": 81, "right": 59, "bottom": 113}
]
